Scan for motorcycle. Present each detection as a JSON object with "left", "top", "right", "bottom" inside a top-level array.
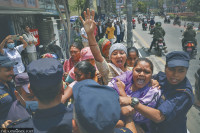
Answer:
[
  {"left": 164, "top": 17, "right": 170, "bottom": 24},
  {"left": 142, "top": 22, "right": 148, "bottom": 31},
  {"left": 183, "top": 41, "right": 196, "bottom": 58},
  {"left": 173, "top": 19, "right": 181, "bottom": 27},
  {"left": 154, "top": 38, "right": 166, "bottom": 56},
  {"left": 38, "top": 40, "right": 65, "bottom": 64},
  {"left": 138, "top": 18, "right": 141, "bottom": 24},
  {"left": 133, "top": 22, "right": 136, "bottom": 29},
  {"left": 149, "top": 25, "right": 154, "bottom": 34}
]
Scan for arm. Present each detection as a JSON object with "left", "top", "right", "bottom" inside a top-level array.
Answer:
[
  {"left": 81, "top": 34, "right": 88, "bottom": 40},
  {"left": 61, "top": 86, "right": 73, "bottom": 104},
  {"left": 0, "top": 35, "right": 11, "bottom": 55},
  {"left": 119, "top": 97, "right": 165, "bottom": 123},
  {"left": 79, "top": 9, "right": 104, "bottom": 62},
  {"left": 124, "top": 116, "right": 137, "bottom": 133},
  {"left": 19, "top": 36, "right": 28, "bottom": 49},
  {"left": 32, "top": 35, "right": 38, "bottom": 46}
]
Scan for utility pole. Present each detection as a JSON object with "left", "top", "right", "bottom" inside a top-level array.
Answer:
[{"left": 126, "top": 0, "right": 133, "bottom": 48}]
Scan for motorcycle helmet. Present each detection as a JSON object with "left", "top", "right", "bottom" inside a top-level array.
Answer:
[
  {"left": 187, "top": 23, "right": 193, "bottom": 29},
  {"left": 156, "top": 22, "right": 162, "bottom": 26}
]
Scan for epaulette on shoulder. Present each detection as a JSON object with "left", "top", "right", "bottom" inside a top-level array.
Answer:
[
  {"left": 176, "top": 88, "right": 194, "bottom": 102},
  {"left": 7, "top": 117, "right": 31, "bottom": 128}
]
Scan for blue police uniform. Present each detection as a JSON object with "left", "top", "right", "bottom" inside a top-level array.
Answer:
[
  {"left": 13, "top": 103, "right": 73, "bottom": 133},
  {"left": 10, "top": 58, "right": 73, "bottom": 133},
  {"left": 0, "top": 82, "right": 16, "bottom": 124},
  {"left": 6, "top": 100, "right": 30, "bottom": 121},
  {"left": 73, "top": 79, "right": 134, "bottom": 133},
  {"left": 152, "top": 51, "right": 194, "bottom": 133}
]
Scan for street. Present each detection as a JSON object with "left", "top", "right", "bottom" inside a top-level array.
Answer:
[{"left": 131, "top": 16, "right": 200, "bottom": 133}]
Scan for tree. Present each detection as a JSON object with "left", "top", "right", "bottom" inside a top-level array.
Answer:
[
  {"left": 70, "top": 0, "right": 86, "bottom": 15},
  {"left": 137, "top": 1, "right": 147, "bottom": 13},
  {"left": 187, "top": 0, "right": 200, "bottom": 13}
]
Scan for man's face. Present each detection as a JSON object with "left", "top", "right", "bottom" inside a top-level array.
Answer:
[
  {"left": 0, "top": 67, "right": 14, "bottom": 82},
  {"left": 165, "top": 66, "right": 187, "bottom": 85},
  {"left": 26, "top": 26, "right": 30, "bottom": 32},
  {"left": 16, "top": 86, "right": 35, "bottom": 107}
]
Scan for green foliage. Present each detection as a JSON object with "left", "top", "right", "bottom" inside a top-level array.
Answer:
[
  {"left": 137, "top": 1, "right": 147, "bottom": 13},
  {"left": 70, "top": 0, "right": 86, "bottom": 15},
  {"left": 187, "top": 0, "right": 200, "bottom": 13}
]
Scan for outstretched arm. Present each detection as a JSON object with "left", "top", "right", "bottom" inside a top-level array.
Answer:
[{"left": 80, "top": 9, "right": 104, "bottom": 62}]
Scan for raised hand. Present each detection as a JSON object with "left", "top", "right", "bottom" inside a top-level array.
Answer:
[{"left": 80, "top": 8, "right": 96, "bottom": 35}]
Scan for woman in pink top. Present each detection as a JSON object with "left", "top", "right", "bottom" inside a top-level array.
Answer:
[{"left": 63, "top": 42, "right": 83, "bottom": 79}]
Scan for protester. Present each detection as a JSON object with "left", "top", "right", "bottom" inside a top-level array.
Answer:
[
  {"left": 8, "top": 58, "right": 73, "bottom": 133},
  {"left": 127, "top": 47, "right": 139, "bottom": 68},
  {"left": 108, "top": 58, "right": 161, "bottom": 133},
  {"left": 72, "top": 79, "right": 137, "bottom": 133},
  {"left": 106, "top": 22, "right": 115, "bottom": 45},
  {"left": 0, "top": 35, "right": 28, "bottom": 75},
  {"left": 5, "top": 73, "right": 36, "bottom": 121},
  {"left": 98, "top": 38, "right": 111, "bottom": 62},
  {"left": 63, "top": 42, "right": 83, "bottom": 79},
  {"left": 61, "top": 61, "right": 96, "bottom": 103},
  {"left": 0, "top": 56, "right": 16, "bottom": 124},
  {"left": 65, "top": 47, "right": 98, "bottom": 84},
  {"left": 81, "top": 26, "right": 88, "bottom": 47},
  {"left": 119, "top": 51, "right": 194, "bottom": 133},
  {"left": 22, "top": 25, "right": 38, "bottom": 64},
  {"left": 80, "top": 9, "right": 129, "bottom": 85}
]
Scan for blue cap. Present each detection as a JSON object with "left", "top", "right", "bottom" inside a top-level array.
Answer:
[
  {"left": 27, "top": 58, "right": 63, "bottom": 90},
  {"left": 0, "top": 56, "right": 17, "bottom": 67},
  {"left": 73, "top": 79, "right": 121, "bottom": 133},
  {"left": 15, "top": 73, "right": 30, "bottom": 93},
  {"left": 166, "top": 51, "right": 190, "bottom": 68}
]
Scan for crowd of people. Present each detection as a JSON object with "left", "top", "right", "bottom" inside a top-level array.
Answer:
[{"left": 0, "top": 8, "right": 195, "bottom": 133}]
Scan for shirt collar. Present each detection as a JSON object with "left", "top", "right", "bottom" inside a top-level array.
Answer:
[{"left": 34, "top": 103, "right": 66, "bottom": 118}]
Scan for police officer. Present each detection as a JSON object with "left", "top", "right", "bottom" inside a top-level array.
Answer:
[
  {"left": 72, "top": 79, "right": 137, "bottom": 133},
  {"left": 9, "top": 58, "right": 73, "bottom": 133},
  {"left": 119, "top": 51, "right": 194, "bottom": 133},
  {"left": 0, "top": 56, "right": 16, "bottom": 124},
  {"left": 5, "top": 73, "right": 35, "bottom": 121},
  {"left": 148, "top": 22, "right": 166, "bottom": 52},
  {"left": 182, "top": 23, "right": 197, "bottom": 51}
]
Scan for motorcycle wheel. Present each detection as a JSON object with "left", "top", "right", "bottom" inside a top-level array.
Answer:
[{"left": 158, "top": 48, "right": 162, "bottom": 56}]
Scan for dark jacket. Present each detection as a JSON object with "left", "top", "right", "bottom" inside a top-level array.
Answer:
[{"left": 152, "top": 26, "right": 165, "bottom": 39}]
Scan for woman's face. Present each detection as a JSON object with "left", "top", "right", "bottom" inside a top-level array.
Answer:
[
  {"left": 102, "top": 44, "right": 111, "bottom": 58},
  {"left": 132, "top": 61, "right": 152, "bottom": 90},
  {"left": 74, "top": 67, "right": 90, "bottom": 81},
  {"left": 86, "top": 59, "right": 95, "bottom": 66},
  {"left": 110, "top": 50, "right": 127, "bottom": 68},
  {"left": 127, "top": 51, "right": 139, "bottom": 67},
  {"left": 70, "top": 46, "right": 81, "bottom": 61},
  {"left": 165, "top": 66, "right": 187, "bottom": 85}
]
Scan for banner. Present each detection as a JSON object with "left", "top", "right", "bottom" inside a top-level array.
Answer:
[{"left": 30, "top": 29, "right": 40, "bottom": 46}]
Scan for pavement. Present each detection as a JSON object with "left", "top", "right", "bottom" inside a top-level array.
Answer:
[{"left": 123, "top": 16, "right": 200, "bottom": 133}]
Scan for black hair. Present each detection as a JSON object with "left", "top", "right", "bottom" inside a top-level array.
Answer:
[
  {"left": 75, "top": 61, "right": 96, "bottom": 79},
  {"left": 133, "top": 58, "right": 154, "bottom": 73},
  {"left": 127, "top": 47, "right": 139, "bottom": 57},
  {"left": 69, "top": 42, "right": 83, "bottom": 51},
  {"left": 30, "top": 82, "right": 62, "bottom": 104}
]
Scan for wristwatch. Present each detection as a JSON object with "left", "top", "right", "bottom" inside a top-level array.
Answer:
[{"left": 130, "top": 97, "right": 139, "bottom": 108}]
